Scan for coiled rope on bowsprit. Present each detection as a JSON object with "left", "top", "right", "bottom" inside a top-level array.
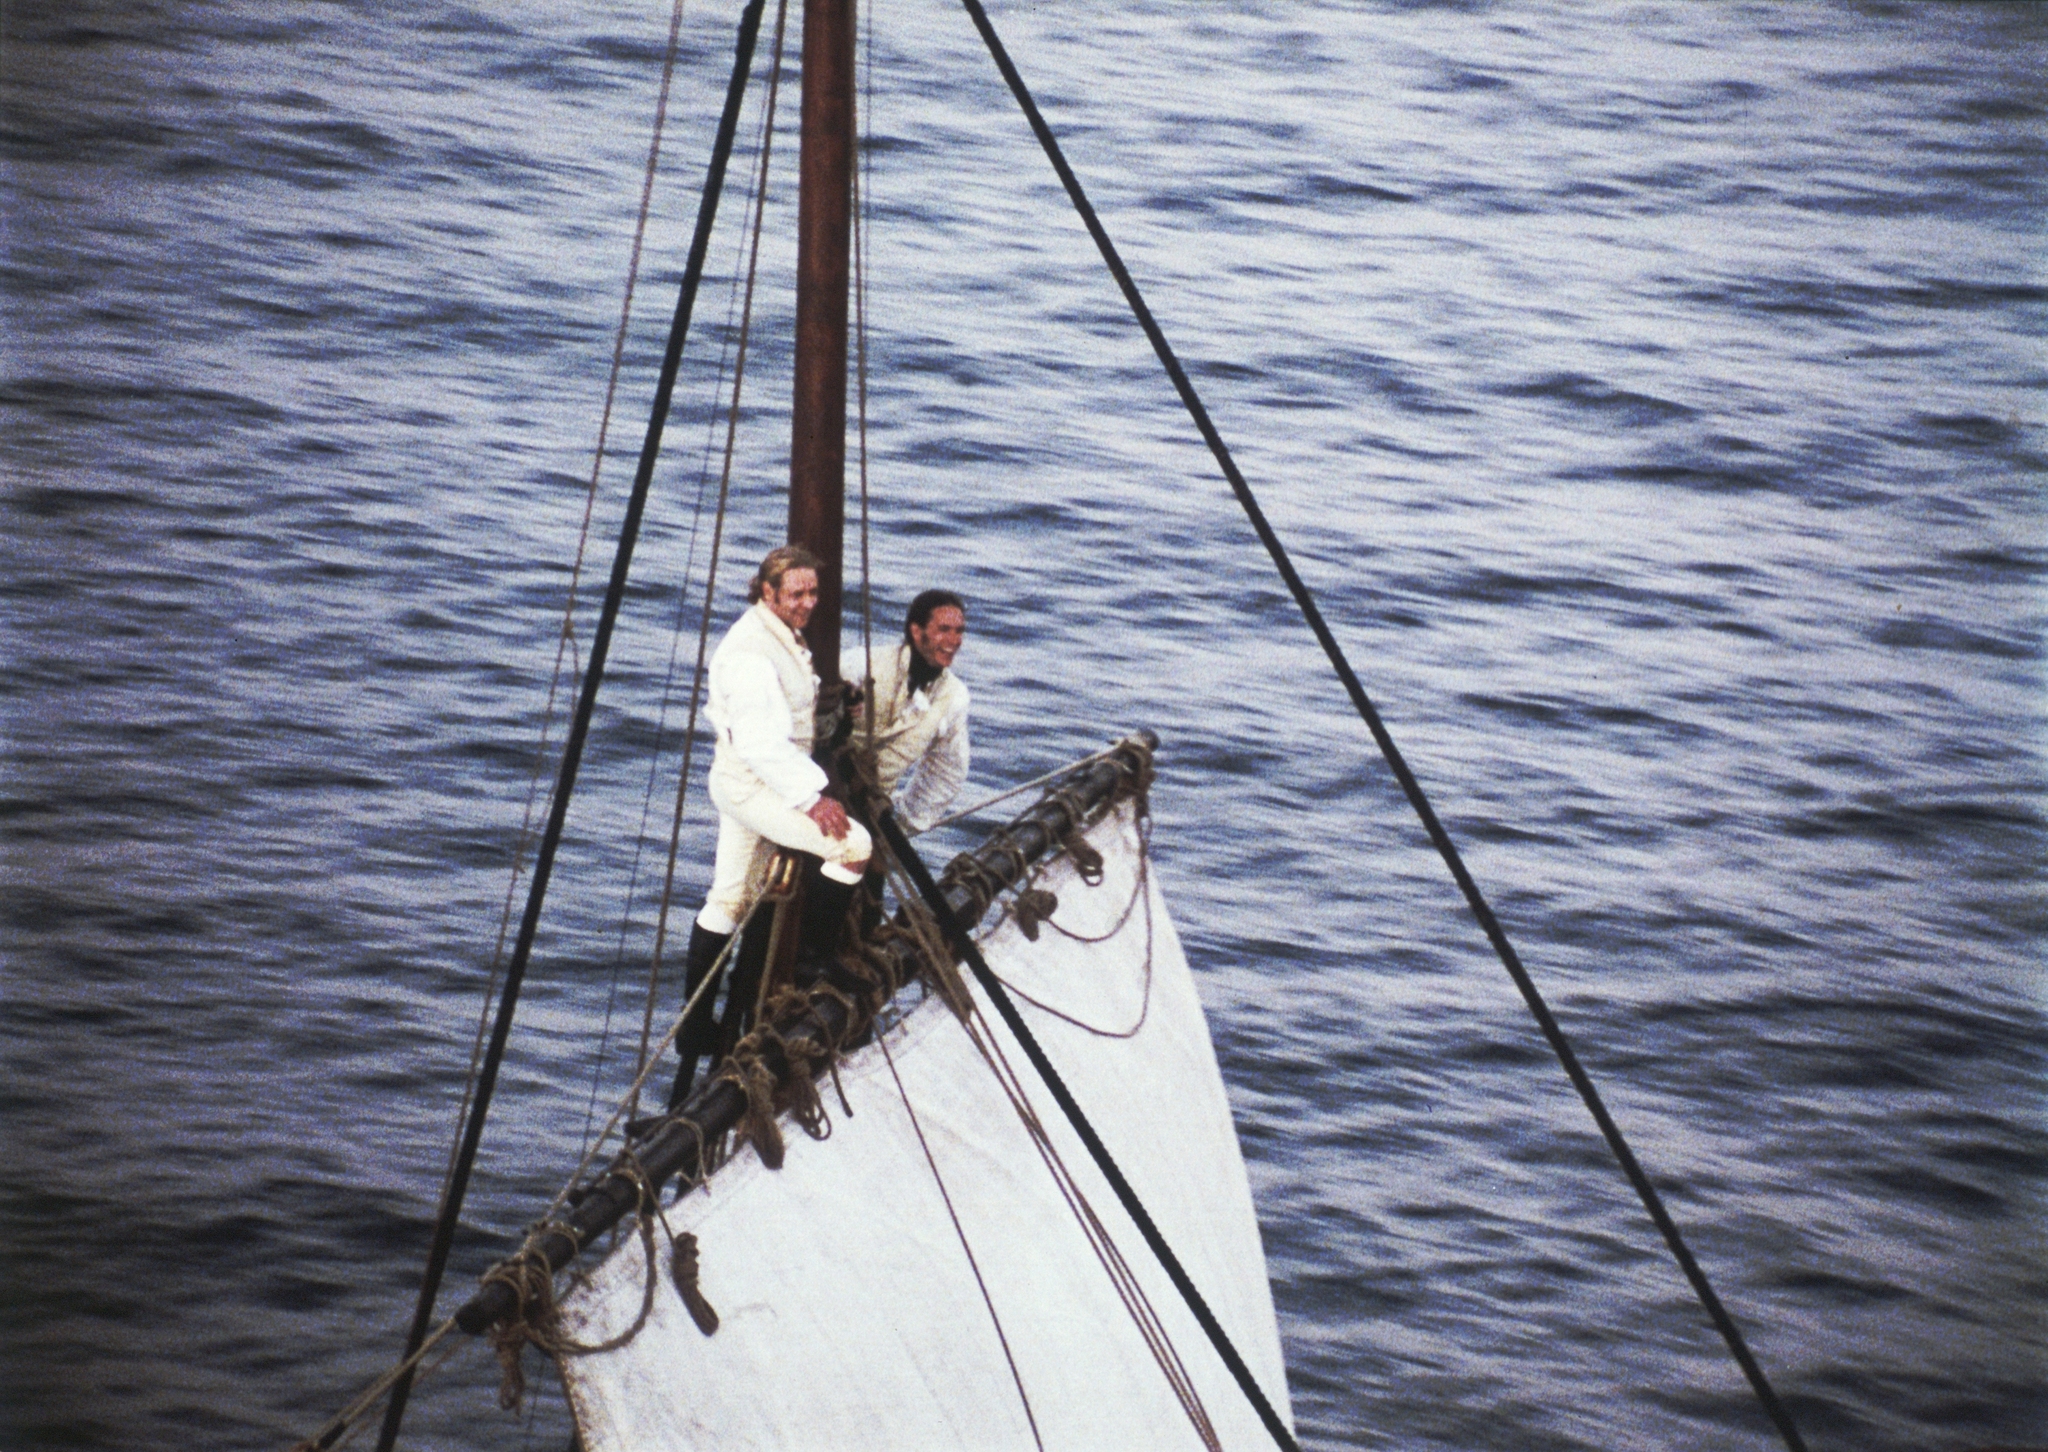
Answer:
[{"left": 954, "top": 6, "right": 1810, "bottom": 1452}]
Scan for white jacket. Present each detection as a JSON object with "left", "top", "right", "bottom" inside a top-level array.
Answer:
[
  {"left": 842, "top": 642, "right": 970, "bottom": 834},
  {"left": 706, "top": 602, "right": 826, "bottom": 810}
]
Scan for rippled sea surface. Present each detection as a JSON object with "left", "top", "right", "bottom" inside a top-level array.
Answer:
[{"left": 4, "top": 1, "right": 2044, "bottom": 1448}]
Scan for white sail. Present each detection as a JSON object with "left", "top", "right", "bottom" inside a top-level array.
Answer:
[{"left": 557, "top": 800, "right": 1291, "bottom": 1449}]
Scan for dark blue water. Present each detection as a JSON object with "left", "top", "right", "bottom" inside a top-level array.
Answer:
[{"left": 4, "top": 2, "right": 2043, "bottom": 1448}]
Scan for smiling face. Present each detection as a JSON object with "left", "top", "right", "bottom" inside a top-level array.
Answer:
[
  {"left": 763, "top": 567, "right": 819, "bottom": 633},
  {"left": 908, "top": 604, "right": 966, "bottom": 670}
]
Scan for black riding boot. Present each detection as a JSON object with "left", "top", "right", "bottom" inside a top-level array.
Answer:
[
  {"left": 790, "top": 872, "right": 856, "bottom": 987},
  {"left": 667, "top": 921, "right": 732, "bottom": 1111}
]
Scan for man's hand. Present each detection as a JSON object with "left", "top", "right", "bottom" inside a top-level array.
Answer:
[{"left": 807, "top": 796, "right": 851, "bottom": 840}]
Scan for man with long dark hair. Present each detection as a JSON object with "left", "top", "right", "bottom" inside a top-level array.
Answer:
[{"left": 842, "top": 588, "right": 970, "bottom": 834}]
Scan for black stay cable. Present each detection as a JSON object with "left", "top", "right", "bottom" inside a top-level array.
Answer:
[
  {"left": 956, "top": 5, "right": 1809, "bottom": 1451},
  {"left": 875, "top": 810, "right": 1301, "bottom": 1452},
  {"left": 371, "top": 3, "right": 770, "bottom": 1448}
]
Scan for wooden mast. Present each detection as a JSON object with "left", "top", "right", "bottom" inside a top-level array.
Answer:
[{"left": 789, "top": 0, "right": 856, "bottom": 684}]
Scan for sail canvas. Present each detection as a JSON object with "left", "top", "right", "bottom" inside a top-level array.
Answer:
[{"left": 558, "top": 802, "right": 1291, "bottom": 1449}]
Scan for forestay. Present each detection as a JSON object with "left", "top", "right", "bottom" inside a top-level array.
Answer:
[{"left": 558, "top": 801, "right": 1291, "bottom": 1449}]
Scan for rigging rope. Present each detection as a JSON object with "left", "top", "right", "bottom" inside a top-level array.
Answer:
[
  {"left": 609, "top": 64, "right": 767, "bottom": 1119},
  {"left": 441, "top": 0, "right": 701, "bottom": 1276},
  {"left": 637, "top": 0, "right": 796, "bottom": 1112},
  {"left": 549, "top": 897, "right": 766, "bottom": 1227},
  {"left": 291, "top": 1317, "right": 463, "bottom": 1452},
  {"left": 958, "top": 993, "right": 1220, "bottom": 1451},
  {"left": 854, "top": 0, "right": 877, "bottom": 726},
  {"left": 922, "top": 743, "right": 1124, "bottom": 833},
  {"left": 600, "top": 169, "right": 766, "bottom": 1135},
  {"left": 954, "top": 6, "right": 1810, "bottom": 1451},
  {"left": 372, "top": 5, "right": 774, "bottom": 1448}
]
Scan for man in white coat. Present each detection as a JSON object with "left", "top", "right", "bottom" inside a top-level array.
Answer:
[
  {"left": 842, "top": 589, "right": 970, "bottom": 835},
  {"left": 670, "top": 545, "right": 871, "bottom": 1107}
]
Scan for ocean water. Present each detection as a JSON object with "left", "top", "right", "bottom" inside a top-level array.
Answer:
[{"left": 3, "top": 1, "right": 2043, "bottom": 1449}]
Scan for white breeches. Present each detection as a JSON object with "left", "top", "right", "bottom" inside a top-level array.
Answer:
[{"left": 697, "top": 780, "right": 872, "bottom": 935}]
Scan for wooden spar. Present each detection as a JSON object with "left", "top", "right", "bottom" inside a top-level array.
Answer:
[
  {"left": 453, "top": 732, "right": 1157, "bottom": 1337},
  {"left": 789, "top": 0, "right": 856, "bottom": 683}
]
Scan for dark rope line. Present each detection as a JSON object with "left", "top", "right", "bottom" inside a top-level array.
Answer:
[
  {"left": 955, "top": 7, "right": 1809, "bottom": 1451},
  {"left": 372, "top": 4, "right": 771, "bottom": 1448},
  {"left": 640, "top": 0, "right": 794, "bottom": 1115},
  {"left": 875, "top": 810, "right": 1301, "bottom": 1452},
  {"left": 551, "top": 0, "right": 701, "bottom": 1166}
]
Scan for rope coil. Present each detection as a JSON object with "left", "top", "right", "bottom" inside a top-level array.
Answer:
[{"left": 485, "top": 1154, "right": 668, "bottom": 1411}]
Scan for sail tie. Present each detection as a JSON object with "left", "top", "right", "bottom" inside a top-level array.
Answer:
[
  {"left": 711, "top": 974, "right": 867, "bottom": 1172},
  {"left": 990, "top": 811, "right": 1158, "bottom": 1040},
  {"left": 486, "top": 1148, "right": 693, "bottom": 1411},
  {"left": 669, "top": 1232, "right": 721, "bottom": 1337}
]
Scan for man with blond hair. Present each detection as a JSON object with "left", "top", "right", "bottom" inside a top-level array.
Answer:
[{"left": 670, "top": 545, "right": 870, "bottom": 1106}]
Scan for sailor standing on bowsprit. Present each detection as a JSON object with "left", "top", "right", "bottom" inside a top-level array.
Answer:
[
  {"left": 669, "top": 545, "right": 871, "bottom": 1109},
  {"left": 842, "top": 589, "right": 971, "bottom": 835}
]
